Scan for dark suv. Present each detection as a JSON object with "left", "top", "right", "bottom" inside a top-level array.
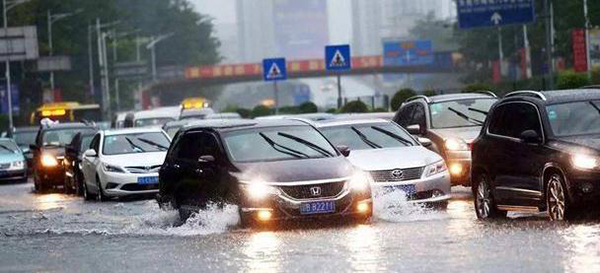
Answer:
[
  {"left": 472, "top": 90, "right": 600, "bottom": 221},
  {"left": 393, "top": 92, "right": 497, "bottom": 186},
  {"left": 30, "top": 123, "right": 97, "bottom": 192},
  {"left": 157, "top": 119, "right": 372, "bottom": 226}
]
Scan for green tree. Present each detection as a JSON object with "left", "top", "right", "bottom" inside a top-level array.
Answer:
[
  {"left": 390, "top": 88, "right": 416, "bottom": 111},
  {"left": 463, "top": 83, "right": 494, "bottom": 93},
  {"left": 251, "top": 105, "right": 271, "bottom": 118},
  {"left": 341, "top": 101, "right": 368, "bottom": 113},
  {"left": 298, "top": 102, "right": 318, "bottom": 113},
  {"left": 556, "top": 70, "right": 589, "bottom": 89},
  {"left": 423, "top": 90, "right": 437, "bottom": 96}
]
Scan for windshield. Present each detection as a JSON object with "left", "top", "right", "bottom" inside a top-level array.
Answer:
[
  {"left": 320, "top": 123, "right": 416, "bottom": 150},
  {"left": 42, "top": 128, "right": 93, "bottom": 147},
  {"left": 0, "top": 140, "right": 20, "bottom": 154},
  {"left": 430, "top": 99, "right": 496, "bottom": 129},
  {"left": 13, "top": 131, "right": 37, "bottom": 146},
  {"left": 135, "top": 118, "right": 175, "bottom": 127},
  {"left": 546, "top": 101, "right": 600, "bottom": 137},
  {"left": 102, "top": 132, "right": 170, "bottom": 155},
  {"left": 165, "top": 126, "right": 182, "bottom": 139},
  {"left": 224, "top": 126, "right": 337, "bottom": 163}
]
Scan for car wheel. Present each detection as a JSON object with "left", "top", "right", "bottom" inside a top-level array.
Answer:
[
  {"left": 473, "top": 173, "right": 506, "bottom": 219},
  {"left": 34, "top": 170, "right": 46, "bottom": 193},
  {"left": 63, "top": 176, "right": 73, "bottom": 194},
  {"left": 83, "top": 179, "right": 96, "bottom": 201},
  {"left": 96, "top": 175, "right": 107, "bottom": 202},
  {"left": 546, "top": 173, "right": 572, "bottom": 221}
]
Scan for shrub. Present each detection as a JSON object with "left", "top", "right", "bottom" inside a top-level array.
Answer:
[
  {"left": 390, "top": 88, "right": 416, "bottom": 111},
  {"left": 341, "top": 100, "right": 368, "bottom": 113},
  {"left": 556, "top": 70, "right": 590, "bottom": 90},
  {"left": 251, "top": 105, "right": 271, "bottom": 118}
]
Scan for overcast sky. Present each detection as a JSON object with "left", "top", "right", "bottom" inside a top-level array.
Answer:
[{"left": 190, "top": 0, "right": 352, "bottom": 44}]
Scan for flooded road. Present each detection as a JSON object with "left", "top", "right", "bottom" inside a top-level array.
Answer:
[{"left": 1, "top": 181, "right": 600, "bottom": 272}]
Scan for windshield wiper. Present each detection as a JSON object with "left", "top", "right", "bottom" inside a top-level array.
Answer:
[
  {"left": 277, "top": 132, "right": 334, "bottom": 157},
  {"left": 124, "top": 137, "right": 146, "bottom": 153},
  {"left": 589, "top": 101, "right": 600, "bottom": 116},
  {"left": 0, "top": 144, "right": 14, "bottom": 153},
  {"left": 467, "top": 107, "right": 489, "bottom": 115},
  {"left": 350, "top": 127, "right": 381, "bottom": 149},
  {"left": 259, "top": 133, "right": 308, "bottom": 159},
  {"left": 136, "top": 138, "right": 168, "bottom": 151},
  {"left": 448, "top": 107, "right": 484, "bottom": 125},
  {"left": 371, "top": 126, "right": 414, "bottom": 145}
]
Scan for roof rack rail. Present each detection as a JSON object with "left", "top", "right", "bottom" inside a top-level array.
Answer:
[
  {"left": 474, "top": 91, "right": 497, "bottom": 98},
  {"left": 504, "top": 90, "right": 547, "bottom": 101},
  {"left": 285, "top": 117, "right": 317, "bottom": 127},
  {"left": 405, "top": 95, "right": 431, "bottom": 103}
]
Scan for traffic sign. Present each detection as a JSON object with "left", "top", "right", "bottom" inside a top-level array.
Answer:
[
  {"left": 457, "top": 0, "right": 535, "bottom": 29},
  {"left": 383, "top": 40, "right": 434, "bottom": 66},
  {"left": 325, "top": 44, "right": 351, "bottom": 71},
  {"left": 262, "top": 58, "right": 287, "bottom": 81}
]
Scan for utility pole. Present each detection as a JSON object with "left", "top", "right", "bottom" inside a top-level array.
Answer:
[
  {"left": 523, "top": 25, "right": 532, "bottom": 79},
  {"left": 47, "top": 9, "right": 82, "bottom": 95},
  {"left": 88, "top": 22, "right": 94, "bottom": 98},
  {"left": 146, "top": 33, "right": 173, "bottom": 82},
  {"left": 584, "top": 0, "right": 592, "bottom": 79},
  {"left": 497, "top": 27, "right": 504, "bottom": 75},
  {"left": 544, "top": 0, "right": 554, "bottom": 90}
]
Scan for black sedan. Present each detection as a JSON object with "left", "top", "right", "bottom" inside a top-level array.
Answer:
[
  {"left": 158, "top": 119, "right": 373, "bottom": 226},
  {"left": 472, "top": 89, "right": 600, "bottom": 221}
]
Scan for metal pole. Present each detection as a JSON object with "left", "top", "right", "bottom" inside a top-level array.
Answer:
[
  {"left": 102, "top": 32, "right": 111, "bottom": 119},
  {"left": 336, "top": 74, "right": 342, "bottom": 109},
  {"left": 584, "top": 0, "right": 592, "bottom": 79},
  {"left": 498, "top": 27, "right": 504, "bottom": 75},
  {"left": 151, "top": 39, "right": 157, "bottom": 81},
  {"left": 523, "top": 25, "right": 532, "bottom": 79},
  {"left": 97, "top": 19, "right": 109, "bottom": 119},
  {"left": 88, "top": 22, "right": 94, "bottom": 96},
  {"left": 115, "top": 78, "right": 120, "bottom": 112},
  {"left": 47, "top": 10, "right": 54, "bottom": 92},
  {"left": 3, "top": 0, "right": 13, "bottom": 130},
  {"left": 273, "top": 81, "right": 278, "bottom": 115},
  {"left": 544, "top": 0, "right": 554, "bottom": 90}
]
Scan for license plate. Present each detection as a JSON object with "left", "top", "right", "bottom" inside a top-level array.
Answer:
[
  {"left": 300, "top": 200, "right": 335, "bottom": 215},
  {"left": 386, "top": 184, "right": 416, "bottom": 195},
  {"left": 137, "top": 176, "right": 159, "bottom": 185}
]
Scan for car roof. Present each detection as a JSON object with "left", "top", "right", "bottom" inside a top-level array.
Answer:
[
  {"left": 134, "top": 106, "right": 181, "bottom": 120},
  {"left": 41, "top": 122, "right": 96, "bottom": 130},
  {"left": 334, "top": 112, "right": 394, "bottom": 120},
  {"left": 182, "top": 118, "right": 309, "bottom": 132},
  {"left": 541, "top": 89, "right": 600, "bottom": 104},
  {"left": 315, "top": 118, "right": 390, "bottom": 128},
  {"left": 12, "top": 126, "right": 38, "bottom": 132},
  {"left": 425, "top": 93, "right": 497, "bottom": 103},
  {"left": 103, "top": 127, "right": 165, "bottom": 136}
]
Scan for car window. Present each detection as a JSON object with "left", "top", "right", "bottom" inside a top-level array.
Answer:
[
  {"left": 174, "top": 132, "right": 219, "bottom": 162},
  {"left": 165, "top": 126, "right": 182, "bottom": 138},
  {"left": 411, "top": 103, "right": 426, "bottom": 128},
  {"left": 489, "top": 103, "right": 541, "bottom": 138},
  {"left": 80, "top": 136, "right": 94, "bottom": 153},
  {"left": 102, "top": 132, "right": 170, "bottom": 155},
  {"left": 42, "top": 128, "right": 94, "bottom": 147},
  {"left": 394, "top": 104, "right": 415, "bottom": 127},
  {"left": 320, "top": 123, "right": 416, "bottom": 151},
  {"left": 135, "top": 118, "right": 175, "bottom": 127},
  {"left": 90, "top": 134, "right": 100, "bottom": 153},
  {"left": 429, "top": 98, "right": 496, "bottom": 129},
  {"left": 13, "top": 131, "right": 37, "bottom": 146},
  {"left": 224, "top": 126, "right": 337, "bottom": 163},
  {"left": 546, "top": 100, "right": 600, "bottom": 137}
]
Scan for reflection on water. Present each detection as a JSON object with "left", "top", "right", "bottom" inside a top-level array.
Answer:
[
  {"left": 562, "top": 224, "right": 600, "bottom": 272},
  {"left": 345, "top": 224, "right": 385, "bottom": 272},
  {"left": 35, "top": 193, "right": 67, "bottom": 210},
  {"left": 242, "top": 231, "right": 282, "bottom": 273}
]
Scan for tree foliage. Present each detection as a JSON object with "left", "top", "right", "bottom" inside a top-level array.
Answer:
[
  {"left": 341, "top": 100, "right": 368, "bottom": 113},
  {"left": 391, "top": 88, "right": 416, "bottom": 111}
]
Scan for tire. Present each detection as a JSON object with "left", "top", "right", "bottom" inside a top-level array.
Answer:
[
  {"left": 75, "top": 173, "right": 83, "bottom": 196},
  {"left": 83, "top": 179, "right": 96, "bottom": 201},
  {"left": 63, "top": 176, "right": 73, "bottom": 194},
  {"left": 96, "top": 175, "right": 107, "bottom": 202},
  {"left": 473, "top": 173, "right": 506, "bottom": 219},
  {"left": 546, "top": 173, "right": 574, "bottom": 221},
  {"left": 34, "top": 171, "right": 47, "bottom": 193}
]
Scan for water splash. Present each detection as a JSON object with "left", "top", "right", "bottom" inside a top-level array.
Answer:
[{"left": 372, "top": 187, "right": 448, "bottom": 223}]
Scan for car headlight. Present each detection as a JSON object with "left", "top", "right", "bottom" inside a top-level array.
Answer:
[
  {"left": 423, "top": 160, "right": 447, "bottom": 178},
  {"left": 349, "top": 171, "right": 372, "bottom": 191},
  {"left": 102, "top": 163, "right": 125, "bottom": 173},
  {"left": 241, "top": 180, "right": 279, "bottom": 200},
  {"left": 11, "top": 160, "right": 25, "bottom": 169},
  {"left": 572, "top": 154, "right": 599, "bottom": 170},
  {"left": 41, "top": 154, "right": 58, "bottom": 167},
  {"left": 444, "top": 138, "right": 469, "bottom": 151}
]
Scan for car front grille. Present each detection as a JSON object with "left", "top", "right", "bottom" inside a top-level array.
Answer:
[
  {"left": 370, "top": 167, "right": 423, "bottom": 182},
  {"left": 124, "top": 165, "right": 161, "bottom": 174},
  {"left": 279, "top": 182, "right": 346, "bottom": 200}
]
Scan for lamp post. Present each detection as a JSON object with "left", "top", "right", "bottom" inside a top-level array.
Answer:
[
  {"left": 146, "top": 33, "right": 173, "bottom": 82},
  {"left": 47, "top": 9, "right": 82, "bottom": 91}
]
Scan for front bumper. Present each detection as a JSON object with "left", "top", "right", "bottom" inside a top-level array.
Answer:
[
  {"left": 100, "top": 171, "right": 159, "bottom": 197},
  {"left": 567, "top": 170, "right": 600, "bottom": 204},
  {"left": 37, "top": 166, "right": 65, "bottom": 186},
  {"left": 445, "top": 150, "right": 471, "bottom": 186},
  {"left": 0, "top": 169, "right": 27, "bottom": 181},
  {"left": 373, "top": 171, "right": 451, "bottom": 204},
  {"left": 239, "top": 181, "right": 372, "bottom": 223}
]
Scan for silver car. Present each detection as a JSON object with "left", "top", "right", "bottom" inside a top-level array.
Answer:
[{"left": 315, "top": 119, "right": 451, "bottom": 207}]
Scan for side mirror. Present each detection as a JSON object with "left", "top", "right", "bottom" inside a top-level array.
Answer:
[
  {"left": 406, "top": 124, "right": 422, "bottom": 135},
  {"left": 520, "top": 130, "right": 541, "bottom": 144},
  {"left": 336, "top": 145, "right": 350, "bottom": 157},
  {"left": 198, "top": 155, "right": 215, "bottom": 163},
  {"left": 418, "top": 137, "right": 433, "bottom": 147},
  {"left": 83, "top": 149, "right": 97, "bottom": 158}
]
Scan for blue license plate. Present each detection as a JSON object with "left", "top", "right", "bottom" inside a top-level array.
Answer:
[
  {"left": 300, "top": 201, "right": 335, "bottom": 215},
  {"left": 386, "top": 184, "right": 416, "bottom": 195},
  {"left": 137, "top": 176, "right": 159, "bottom": 185}
]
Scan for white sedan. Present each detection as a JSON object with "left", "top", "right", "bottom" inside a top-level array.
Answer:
[{"left": 81, "top": 127, "right": 170, "bottom": 201}]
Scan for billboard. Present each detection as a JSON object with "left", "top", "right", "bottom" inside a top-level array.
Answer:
[
  {"left": 590, "top": 29, "right": 600, "bottom": 70},
  {"left": 0, "top": 26, "right": 38, "bottom": 61},
  {"left": 383, "top": 40, "right": 434, "bottom": 66},
  {"left": 273, "top": 0, "right": 328, "bottom": 59},
  {"left": 0, "top": 84, "right": 19, "bottom": 115}
]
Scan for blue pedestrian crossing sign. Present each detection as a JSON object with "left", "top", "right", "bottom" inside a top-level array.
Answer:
[
  {"left": 262, "top": 58, "right": 287, "bottom": 81},
  {"left": 325, "top": 44, "right": 351, "bottom": 71}
]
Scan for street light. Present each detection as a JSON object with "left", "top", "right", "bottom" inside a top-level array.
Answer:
[
  {"left": 107, "top": 29, "right": 140, "bottom": 111},
  {"left": 47, "top": 9, "right": 83, "bottom": 91},
  {"left": 146, "top": 33, "right": 174, "bottom": 81},
  {"left": 3, "top": 0, "right": 31, "bottom": 131}
]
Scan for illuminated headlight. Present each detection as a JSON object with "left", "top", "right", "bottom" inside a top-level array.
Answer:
[
  {"left": 11, "top": 160, "right": 25, "bottom": 169},
  {"left": 444, "top": 138, "right": 469, "bottom": 151},
  {"left": 241, "top": 180, "right": 279, "bottom": 200},
  {"left": 102, "top": 163, "right": 125, "bottom": 173},
  {"left": 41, "top": 154, "right": 58, "bottom": 167},
  {"left": 423, "top": 160, "right": 448, "bottom": 178},
  {"left": 572, "top": 154, "right": 599, "bottom": 170},
  {"left": 349, "top": 171, "right": 372, "bottom": 191}
]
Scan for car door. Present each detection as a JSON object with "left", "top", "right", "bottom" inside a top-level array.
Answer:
[
  {"left": 82, "top": 133, "right": 100, "bottom": 188},
  {"left": 191, "top": 131, "right": 226, "bottom": 202}
]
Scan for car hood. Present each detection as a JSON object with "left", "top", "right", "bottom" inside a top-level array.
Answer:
[
  {"left": 429, "top": 127, "right": 482, "bottom": 143},
  {"left": 102, "top": 152, "right": 167, "bottom": 167},
  {"left": 346, "top": 146, "right": 443, "bottom": 171},
  {"left": 234, "top": 156, "right": 355, "bottom": 183},
  {"left": 0, "top": 152, "right": 25, "bottom": 163},
  {"left": 553, "top": 135, "right": 600, "bottom": 154}
]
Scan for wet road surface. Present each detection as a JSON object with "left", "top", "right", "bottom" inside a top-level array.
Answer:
[{"left": 1, "top": 181, "right": 600, "bottom": 272}]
